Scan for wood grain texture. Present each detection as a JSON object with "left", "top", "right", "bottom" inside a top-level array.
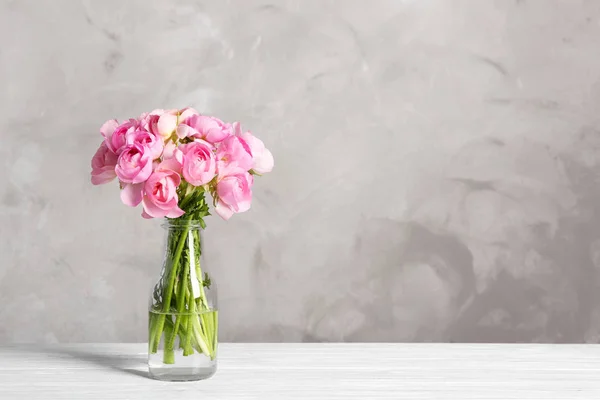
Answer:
[{"left": 1, "top": 344, "right": 600, "bottom": 399}]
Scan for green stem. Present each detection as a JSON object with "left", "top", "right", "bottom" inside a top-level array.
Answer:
[
  {"left": 169, "top": 314, "right": 204, "bottom": 354},
  {"left": 179, "top": 315, "right": 188, "bottom": 352},
  {"left": 179, "top": 191, "right": 195, "bottom": 210},
  {"left": 148, "top": 312, "right": 157, "bottom": 352},
  {"left": 183, "top": 286, "right": 194, "bottom": 356},
  {"left": 165, "top": 229, "right": 192, "bottom": 360},
  {"left": 187, "top": 282, "right": 212, "bottom": 357},
  {"left": 191, "top": 229, "right": 217, "bottom": 359},
  {"left": 162, "top": 316, "right": 175, "bottom": 364},
  {"left": 191, "top": 315, "right": 212, "bottom": 357},
  {"left": 151, "top": 216, "right": 192, "bottom": 353}
]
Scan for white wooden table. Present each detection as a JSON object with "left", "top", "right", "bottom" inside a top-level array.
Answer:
[{"left": 1, "top": 343, "right": 600, "bottom": 399}]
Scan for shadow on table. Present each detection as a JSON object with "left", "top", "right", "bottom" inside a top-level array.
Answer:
[
  {"left": 63, "top": 347, "right": 149, "bottom": 379},
  {"left": 23, "top": 345, "right": 149, "bottom": 379}
]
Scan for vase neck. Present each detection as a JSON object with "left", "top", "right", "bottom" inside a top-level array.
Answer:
[
  {"left": 161, "top": 220, "right": 204, "bottom": 277},
  {"left": 161, "top": 218, "right": 205, "bottom": 231}
]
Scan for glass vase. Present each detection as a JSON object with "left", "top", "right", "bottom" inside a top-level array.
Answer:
[{"left": 148, "top": 218, "right": 218, "bottom": 381}]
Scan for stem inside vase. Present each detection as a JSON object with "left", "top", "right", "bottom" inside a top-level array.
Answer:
[{"left": 148, "top": 205, "right": 218, "bottom": 368}]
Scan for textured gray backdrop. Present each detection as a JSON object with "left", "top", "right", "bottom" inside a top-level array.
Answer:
[{"left": 1, "top": 0, "right": 600, "bottom": 343}]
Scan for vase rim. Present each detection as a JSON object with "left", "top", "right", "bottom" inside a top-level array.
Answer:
[{"left": 161, "top": 218, "right": 205, "bottom": 230}]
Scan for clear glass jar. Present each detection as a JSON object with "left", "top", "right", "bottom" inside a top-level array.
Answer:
[{"left": 147, "top": 219, "right": 218, "bottom": 381}]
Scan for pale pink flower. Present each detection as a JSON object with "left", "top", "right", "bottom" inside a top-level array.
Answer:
[
  {"left": 90, "top": 142, "right": 118, "bottom": 185},
  {"left": 214, "top": 172, "right": 253, "bottom": 220},
  {"left": 178, "top": 107, "right": 200, "bottom": 121},
  {"left": 141, "top": 163, "right": 184, "bottom": 219},
  {"left": 215, "top": 135, "right": 253, "bottom": 177},
  {"left": 125, "top": 129, "right": 164, "bottom": 159},
  {"left": 115, "top": 144, "right": 153, "bottom": 184},
  {"left": 232, "top": 122, "right": 274, "bottom": 174},
  {"left": 141, "top": 109, "right": 178, "bottom": 139},
  {"left": 180, "top": 140, "right": 216, "bottom": 186},
  {"left": 161, "top": 141, "right": 184, "bottom": 174},
  {"left": 176, "top": 115, "right": 231, "bottom": 143}
]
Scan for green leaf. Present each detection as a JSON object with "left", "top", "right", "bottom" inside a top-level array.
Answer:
[{"left": 202, "top": 272, "right": 211, "bottom": 288}]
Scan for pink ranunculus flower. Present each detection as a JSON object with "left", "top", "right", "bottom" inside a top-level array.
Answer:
[
  {"left": 215, "top": 135, "right": 253, "bottom": 177},
  {"left": 105, "top": 119, "right": 138, "bottom": 154},
  {"left": 214, "top": 172, "right": 253, "bottom": 220},
  {"left": 126, "top": 129, "right": 164, "bottom": 160},
  {"left": 176, "top": 115, "right": 231, "bottom": 143},
  {"left": 91, "top": 142, "right": 118, "bottom": 185},
  {"left": 180, "top": 140, "right": 216, "bottom": 186},
  {"left": 115, "top": 144, "right": 153, "bottom": 184},
  {"left": 233, "top": 122, "right": 274, "bottom": 174},
  {"left": 141, "top": 163, "right": 185, "bottom": 219},
  {"left": 161, "top": 141, "right": 184, "bottom": 174},
  {"left": 141, "top": 109, "right": 178, "bottom": 140}
]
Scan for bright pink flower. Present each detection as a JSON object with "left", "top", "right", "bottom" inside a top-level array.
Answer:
[
  {"left": 180, "top": 140, "right": 216, "bottom": 186},
  {"left": 126, "top": 129, "right": 164, "bottom": 159},
  {"left": 90, "top": 142, "right": 118, "bottom": 185},
  {"left": 176, "top": 115, "right": 231, "bottom": 143},
  {"left": 233, "top": 122, "right": 274, "bottom": 174},
  {"left": 141, "top": 164, "right": 184, "bottom": 219},
  {"left": 115, "top": 144, "right": 153, "bottom": 184},
  {"left": 105, "top": 119, "right": 138, "bottom": 154},
  {"left": 215, "top": 135, "right": 253, "bottom": 177},
  {"left": 214, "top": 172, "right": 253, "bottom": 220}
]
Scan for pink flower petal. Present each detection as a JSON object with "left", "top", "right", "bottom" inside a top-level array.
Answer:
[
  {"left": 179, "top": 107, "right": 199, "bottom": 121},
  {"left": 234, "top": 193, "right": 252, "bottom": 213},
  {"left": 215, "top": 200, "right": 234, "bottom": 220},
  {"left": 231, "top": 122, "right": 243, "bottom": 136},
  {"left": 181, "top": 140, "right": 216, "bottom": 186},
  {"left": 90, "top": 142, "right": 117, "bottom": 185},
  {"left": 142, "top": 196, "right": 166, "bottom": 218},
  {"left": 238, "top": 131, "right": 274, "bottom": 174},
  {"left": 141, "top": 209, "right": 153, "bottom": 219},
  {"left": 166, "top": 205, "right": 185, "bottom": 218},
  {"left": 216, "top": 136, "right": 253, "bottom": 177},
  {"left": 158, "top": 157, "right": 183, "bottom": 175},
  {"left": 120, "top": 182, "right": 144, "bottom": 207},
  {"left": 190, "top": 115, "right": 231, "bottom": 143},
  {"left": 91, "top": 168, "right": 116, "bottom": 185},
  {"left": 254, "top": 147, "right": 274, "bottom": 174},
  {"left": 131, "top": 156, "right": 154, "bottom": 184},
  {"left": 157, "top": 113, "right": 177, "bottom": 138},
  {"left": 176, "top": 123, "right": 195, "bottom": 139},
  {"left": 100, "top": 119, "right": 119, "bottom": 142}
]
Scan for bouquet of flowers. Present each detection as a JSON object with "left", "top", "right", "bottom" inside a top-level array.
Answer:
[{"left": 90, "top": 108, "right": 273, "bottom": 372}]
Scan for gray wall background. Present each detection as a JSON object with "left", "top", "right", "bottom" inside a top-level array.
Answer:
[{"left": 1, "top": 0, "right": 600, "bottom": 343}]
